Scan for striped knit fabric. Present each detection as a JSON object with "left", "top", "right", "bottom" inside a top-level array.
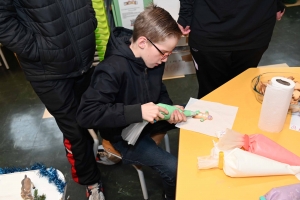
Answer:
[{"left": 92, "top": 0, "right": 110, "bottom": 66}]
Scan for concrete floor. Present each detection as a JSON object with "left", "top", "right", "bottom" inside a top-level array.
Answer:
[{"left": 0, "top": 6, "right": 299, "bottom": 200}]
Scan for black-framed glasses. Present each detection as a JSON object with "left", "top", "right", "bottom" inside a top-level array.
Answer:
[{"left": 146, "top": 37, "right": 172, "bottom": 60}]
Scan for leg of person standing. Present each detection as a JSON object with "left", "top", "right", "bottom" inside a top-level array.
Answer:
[
  {"left": 229, "top": 45, "right": 269, "bottom": 80},
  {"left": 190, "top": 46, "right": 268, "bottom": 99},
  {"left": 30, "top": 67, "right": 104, "bottom": 200},
  {"left": 190, "top": 47, "right": 231, "bottom": 99}
]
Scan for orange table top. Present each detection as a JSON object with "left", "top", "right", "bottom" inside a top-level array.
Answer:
[{"left": 176, "top": 67, "right": 300, "bottom": 200}]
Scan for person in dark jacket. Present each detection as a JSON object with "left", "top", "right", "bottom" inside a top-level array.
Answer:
[
  {"left": 77, "top": 5, "right": 185, "bottom": 200},
  {"left": 0, "top": 1, "right": 104, "bottom": 199},
  {"left": 178, "top": 0, "right": 286, "bottom": 99}
]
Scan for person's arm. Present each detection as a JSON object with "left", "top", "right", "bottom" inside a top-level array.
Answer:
[
  {"left": 276, "top": 0, "right": 286, "bottom": 21},
  {"left": 277, "top": 0, "right": 285, "bottom": 12},
  {"left": 76, "top": 64, "right": 142, "bottom": 129},
  {"left": 0, "top": 0, "right": 39, "bottom": 61},
  {"left": 177, "top": 0, "right": 194, "bottom": 34},
  {"left": 87, "top": 0, "right": 97, "bottom": 29}
]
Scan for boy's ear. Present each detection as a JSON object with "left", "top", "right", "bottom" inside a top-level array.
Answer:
[{"left": 137, "top": 36, "right": 147, "bottom": 49}]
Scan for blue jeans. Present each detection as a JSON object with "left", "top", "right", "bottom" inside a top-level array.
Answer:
[{"left": 112, "top": 121, "right": 177, "bottom": 200}]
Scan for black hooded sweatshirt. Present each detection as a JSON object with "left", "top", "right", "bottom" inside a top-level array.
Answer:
[
  {"left": 178, "top": 0, "right": 285, "bottom": 51},
  {"left": 76, "top": 27, "right": 172, "bottom": 142}
]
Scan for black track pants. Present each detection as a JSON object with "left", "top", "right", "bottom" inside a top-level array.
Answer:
[{"left": 30, "top": 67, "right": 100, "bottom": 185}]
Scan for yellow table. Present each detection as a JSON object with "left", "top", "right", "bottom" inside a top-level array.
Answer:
[{"left": 176, "top": 67, "right": 300, "bottom": 200}]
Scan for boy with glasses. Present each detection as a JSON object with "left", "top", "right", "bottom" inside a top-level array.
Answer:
[{"left": 77, "top": 4, "right": 185, "bottom": 200}]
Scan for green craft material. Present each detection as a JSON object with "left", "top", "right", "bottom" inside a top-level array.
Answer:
[
  {"left": 34, "top": 189, "right": 46, "bottom": 200},
  {"left": 157, "top": 103, "right": 200, "bottom": 120},
  {"left": 196, "top": 111, "right": 213, "bottom": 122},
  {"left": 92, "top": 0, "right": 110, "bottom": 60}
]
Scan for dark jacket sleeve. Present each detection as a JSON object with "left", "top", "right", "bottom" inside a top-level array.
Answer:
[
  {"left": 0, "top": 0, "right": 39, "bottom": 61},
  {"left": 177, "top": 0, "right": 195, "bottom": 28},
  {"left": 277, "top": 0, "right": 286, "bottom": 12},
  {"left": 87, "top": 0, "right": 97, "bottom": 29},
  {"left": 76, "top": 63, "right": 142, "bottom": 129}
]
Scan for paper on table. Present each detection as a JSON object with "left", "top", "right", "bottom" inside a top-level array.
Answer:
[
  {"left": 176, "top": 98, "right": 238, "bottom": 137},
  {"left": 290, "top": 103, "right": 300, "bottom": 132}
]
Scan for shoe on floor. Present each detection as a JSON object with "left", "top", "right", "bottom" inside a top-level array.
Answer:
[
  {"left": 86, "top": 180, "right": 105, "bottom": 200},
  {"left": 96, "top": 145, "right": 121, "bottom": 165}
]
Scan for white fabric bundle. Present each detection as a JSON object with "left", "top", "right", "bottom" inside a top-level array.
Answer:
[
  {"left": 197, "top": 145, "right": 220, "bottom": 169},
  {"left": 223, "top": 148, "right": 300, "bottom": 179},
  {"left": 198, "top": 147, "right": 300, "bottom": 180},
  {"left": 121, "top": 121, "right": 149, "bottom": 145}
]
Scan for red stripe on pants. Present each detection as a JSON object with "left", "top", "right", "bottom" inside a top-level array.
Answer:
[{"left": 64, "top": 138, "right": 79, "bottom": 183}]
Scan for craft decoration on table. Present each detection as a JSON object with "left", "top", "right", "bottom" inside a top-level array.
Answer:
[
  {"left": 260, "top": 183, "right": 300, "bottom": 200},
  {"left": 217, "top": 128, "right": 300, "bottom": 166},
  {"left": 197, "top": 146, "right": 300, "bottom": 180},
  {"left": 156, "top": 103, "right": 200, "bottom": 120},
  {"left": 192, "top": 111, "right": 213, "bottom": 122},
  {"left": 0, "top": 163, "right": 66, "bottom": 194},
  {"left": 175, "top": 98, "right": 238, "bottom": 137}
]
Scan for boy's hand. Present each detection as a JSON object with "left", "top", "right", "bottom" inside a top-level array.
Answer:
[
  {"left": 167, "top": 105, "right": 187, "bottom": 124},
  {"left": 141, "top": 102, "right": 168, "bottom": 123},
  {"left": 174, "top": 105, "right": 184, "bottom": 111}
]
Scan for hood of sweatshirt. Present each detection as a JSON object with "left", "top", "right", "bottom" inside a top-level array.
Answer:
[{"left": 104, "top": 27, "right": 146, "bottom": 69}]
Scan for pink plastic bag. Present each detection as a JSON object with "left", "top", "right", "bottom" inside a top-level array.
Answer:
[{"left": 243, "top": 134, "right": 300, "bottom": 166}]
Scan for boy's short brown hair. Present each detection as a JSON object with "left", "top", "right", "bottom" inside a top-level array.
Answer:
[{"left": 132, "top": 4, "right": 182, "bottom": 43}]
